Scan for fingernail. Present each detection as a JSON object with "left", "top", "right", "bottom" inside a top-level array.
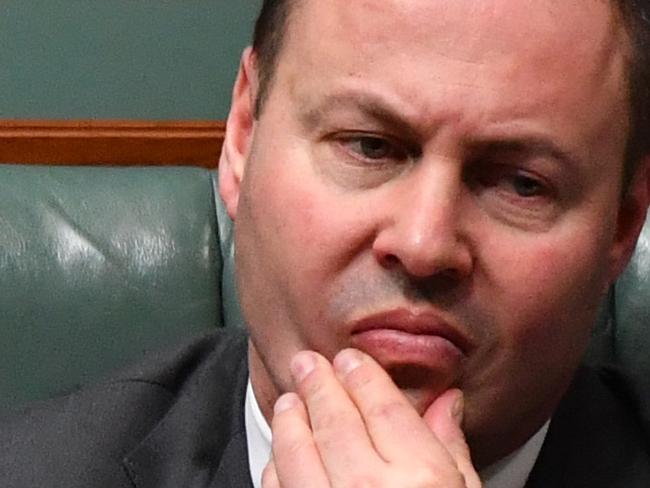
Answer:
[
  {"left": 290, "top": 351, "right": 317, "bottom": 383},
  {"left": 333, "top": 349, "right": 363, "bottom": 376},
  {"left": 274, "top": 393, "right": 299, "bottom": 414},
  {"left": 451, "top": 392, "right": 464, "bottom": 424}
]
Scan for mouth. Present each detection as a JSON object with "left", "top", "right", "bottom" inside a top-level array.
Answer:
[{"left": 348, "top": 308, "right": 474, "bottom": 373}]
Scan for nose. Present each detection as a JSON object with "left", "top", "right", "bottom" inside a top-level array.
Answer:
[{"left": 372, "top": 164, "right": 473, "bottom": 281}]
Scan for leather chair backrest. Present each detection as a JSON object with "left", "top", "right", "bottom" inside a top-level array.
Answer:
[
  {"left": 0, "top": 165, "right": 228, "bottom": 409},
  {"left": 608, "top": 213, "right": 650, "bottom": 432}
]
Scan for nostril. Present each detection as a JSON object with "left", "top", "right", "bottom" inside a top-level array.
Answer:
[{"left": 379, "top": 252, "right": 401, "bottom": 269}]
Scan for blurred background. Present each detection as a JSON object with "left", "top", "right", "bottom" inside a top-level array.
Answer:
[{"left": 0, "top": 0, "right": 261, "bottom": 120}]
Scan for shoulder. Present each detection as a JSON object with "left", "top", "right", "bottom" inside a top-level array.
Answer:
[
  {"left": 557, "top": 365, "right": 650, "bottom": 450},
  {"left": 0, "top": 327, "right": 248, "bottom": 487},
  {"left": 529, "top": 365, "right": 650, "bottom": 487}
]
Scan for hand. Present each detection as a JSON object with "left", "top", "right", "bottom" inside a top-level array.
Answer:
[{"left": 262, "top": 349, "right": 482, "bottom": 488}]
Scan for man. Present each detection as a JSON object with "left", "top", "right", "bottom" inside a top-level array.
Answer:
[{"left": 2, "top": 0, "right": 650, "bottom": 486}]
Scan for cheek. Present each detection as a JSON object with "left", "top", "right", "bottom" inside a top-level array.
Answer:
[
  {"left": 240, "top": 157, "right": 373, "bottom": 325},
  {"left": 261, "top": 175, "right": 371, "bottom": 276},
  {"left": 482, "top": 226, "right": 611, "bottom": 354},
  {"left": 463, "top": 225, "right": 614, "bottom": 434}
]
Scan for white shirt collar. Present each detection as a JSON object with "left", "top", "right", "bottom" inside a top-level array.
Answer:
[
  {"left": 245, "top": 380, "right": 273, "bottom": 488},
  {"left": 245, "top": 379, "right": 549, "bottom": 488}
]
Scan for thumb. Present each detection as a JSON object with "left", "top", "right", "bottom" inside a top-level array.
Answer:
[{"left": 423, "top": 389, "right": 482, "bottom": 488}]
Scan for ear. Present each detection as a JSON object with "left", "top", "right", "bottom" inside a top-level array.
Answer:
[
  {"left": 219, "top": 47, "right": 259, "bottom": 220},
  {"left": 607, "top": 157, "right": 650, "bottom": 284}
]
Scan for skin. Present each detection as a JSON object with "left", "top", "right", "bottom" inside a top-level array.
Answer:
[
  {"left": 220, "top": 0, "right": 650, "bottom": 483},
  {"left": 264, "top": 350, "right": 481, "bottom": 487}
]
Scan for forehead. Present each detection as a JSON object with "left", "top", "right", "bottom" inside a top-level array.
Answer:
[
  {"left": 270, "top": 0, "right": 630, "bottom": 159},
  {"left": 285, "top": 0, "right": 625, "bottom": 54},
  {"left": 280, "top": 0, "right": 628, "bottom": 90}
]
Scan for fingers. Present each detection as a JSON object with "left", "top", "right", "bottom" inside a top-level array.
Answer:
[
  {"left": 289, "top": 351, "right": 379, "bottom": 480},
  {"left": 424, "top": 390, "right": 482, "bottom": 488},
  {"left": 331, "top": 348, "right": 456, "bottom": 466},
  {"left": 269, "top": 392, "right": 329, "bottom": 488},
  {"left": 278, "top": 348, "right": 481, "bottom": 488}
]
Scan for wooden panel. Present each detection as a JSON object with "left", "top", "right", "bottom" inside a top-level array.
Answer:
[{"left": 0, "top": 120, "right": 225, "bottom": 167}]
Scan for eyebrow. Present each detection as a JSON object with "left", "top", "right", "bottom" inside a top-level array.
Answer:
[
  {"left": 298, "top": 92, "right": 421, "bottom": 139},
  {"left": 467, "top": 138, "right": 583, "bottom": 169}
]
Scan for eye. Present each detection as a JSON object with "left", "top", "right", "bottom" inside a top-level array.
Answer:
[
  {"left": 510, "top": 173, "right": 545, "bottom": 197},
  {"left": 357, "top": 137, "right": 392, "bottom": 159},
  {"left": 467, "top": 161, "right": 562, "bottom": 229},
  {"left": 338, "top": 135, "right": 410, "bottom": 163},
  {"left": 471, "top": 165, "right": 551, "bottom": 200}
]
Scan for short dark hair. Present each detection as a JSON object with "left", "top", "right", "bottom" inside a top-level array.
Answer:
[
  {"left": 252, "top": 0, "right": 294, "bottom": 118},
  {"left": 252, "top": 0, "right": 650, "bottom": 179}
]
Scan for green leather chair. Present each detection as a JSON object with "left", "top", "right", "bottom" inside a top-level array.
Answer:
[
  {"left": 1, "top": 164, "right": 648, "bottom": 440},
  {"left": 606, "top": 213, "right": 650, "bottom": 434},
  {"left": 0, "top": 164, "right": 244, "bottom": 410}
]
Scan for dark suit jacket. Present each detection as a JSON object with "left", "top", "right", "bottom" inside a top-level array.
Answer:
[{"left": 1, "top": 328, "right": 649, "bottom": 487}]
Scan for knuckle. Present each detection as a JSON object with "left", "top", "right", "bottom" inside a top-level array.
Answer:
[
  {"left": 279, "top": 435, "right": 310, "bottom": 459},
  {"left": 312, "top": 413, "right": 360, "bottom": 452},
  {"left": 365, "top": 399, "right": 409, "bottom": 421},
  {"left": 342, "top": 473, "right": 382, "bottom": 488},
  {"left": 312, "top": 407, "right": 346, "bottom": 433}
]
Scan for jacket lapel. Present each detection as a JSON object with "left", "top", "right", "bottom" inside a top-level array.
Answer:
[
  {"left": 123, "top": 331, "right": 254, "bottom": 488},
  {"left": 527, "top": 366, "right": 650, "bottom": 487},
  {"left": 211, "top": 431, "right": 256, "bottom": 488}
]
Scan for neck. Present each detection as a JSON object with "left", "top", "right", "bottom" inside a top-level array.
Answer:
[{"left": 247, "top": 339, "right": 283, "bottom": 425}]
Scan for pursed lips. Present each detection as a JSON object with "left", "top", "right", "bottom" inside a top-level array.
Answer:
[{"left": 348, "top": 308, "right": 476, "bottom": 357}]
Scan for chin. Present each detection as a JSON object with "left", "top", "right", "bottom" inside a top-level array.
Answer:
[
  {"left": 399, "top": 387, "right": 441, "bottom": 416},
  {"left": 387, "top": 364, "right": 453, "bottom": 416}
]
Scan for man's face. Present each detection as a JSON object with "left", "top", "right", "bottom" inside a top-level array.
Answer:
[{"left": 222, "top": 0, "right": 644, "bottom": 466}]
